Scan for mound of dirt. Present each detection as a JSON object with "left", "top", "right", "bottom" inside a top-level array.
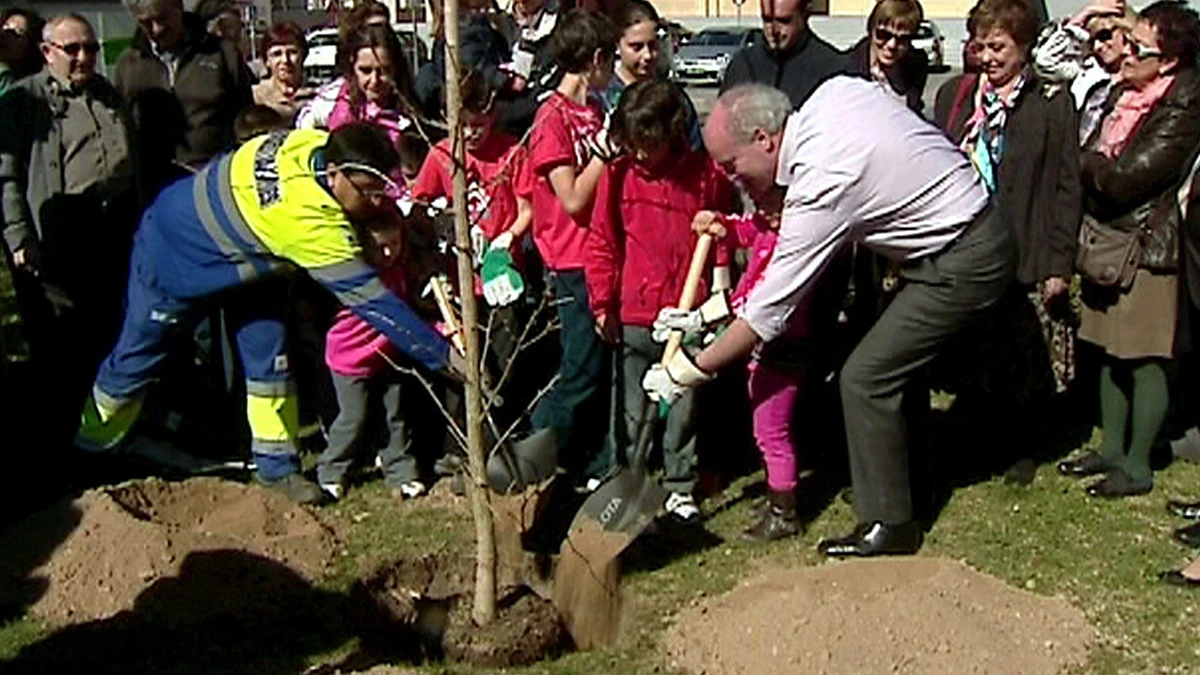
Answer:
[
  {"left": 0, "top": 477, "right": 338, "bottom": 625},
  {"left": 665, "top": 557, "right": 1093, "bottom": 675}
]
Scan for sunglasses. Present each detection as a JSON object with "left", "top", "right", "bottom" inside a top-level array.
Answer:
[
  {"left": 48, "top": 41, "right": 101, "bottom": 56},
  {"left": 1091, "top": 27, "right": 1118, "bottom": 43},
  {"left": 1, "top": 26, "right": 26, "bottom": 38},
  {"left": 1128, "top": 39, "right": 1163, "bottom": 60},
  {"left": 873, "top": 27, "right": 915, "bottom": 44},
  {"left": 336, "top": 161, "right": 402, "bottom": 203}
]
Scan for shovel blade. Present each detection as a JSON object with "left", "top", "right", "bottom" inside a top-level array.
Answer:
[{"left": 570, "top": 466, "right": 668, "bottom": 541}]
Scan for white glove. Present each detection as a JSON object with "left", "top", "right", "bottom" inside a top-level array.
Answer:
[
  {"left": 470, "top": 225, "right": 487, "bottom": 266},
  {"left": 490, "top": 230, "right": 514, "bottom": 252},
  {"left": 652, "top": 307, "right": 703, "bottom": 343},
  {"left": 426, "top": 196, "right": 449, "bottom": 218},
  {"left": 585, "top": 113, "right": 620, "bottom": 162},
  {"left": 642, "top": 349, "right": 712, "bottom": 404},
  {"left": 642, "top": 364, "right": 684, "bottom": 405},
  {"left": 651, "top": 293, "right": 731, "bottom": 343}
]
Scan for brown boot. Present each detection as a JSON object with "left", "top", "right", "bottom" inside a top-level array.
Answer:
[{"left": 742, "top": 490, "right": 801, "bottom": 542}]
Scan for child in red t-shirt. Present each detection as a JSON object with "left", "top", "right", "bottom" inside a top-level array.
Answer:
[
  {"left": 411, "top": 72, "right": 531, "bottom": 271},
  {"left": 520, "top": 9, "right": 620, "bottom": 480},
  {"left": 584, "top": 80, "right": 735, "bottom": 522},
  {"left": 412, "top": 72, "right": 531, "bottom": 369}
]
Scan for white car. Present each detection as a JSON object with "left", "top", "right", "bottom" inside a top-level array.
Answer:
[
  {"left": 671, "top": 27, "right": 763, "bottom": 86},
  {"left": 304, "top": 25, "right": 428, "bottom": 87},
  {"left": 911, "top": 20, "right": 948, "bottom": 73}
]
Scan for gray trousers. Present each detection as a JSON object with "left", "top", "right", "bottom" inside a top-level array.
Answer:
[
  {"left": 840, "top": 208, "right": 1016, "bottom": 524},
  {"left": 610, "top": 326, "right": 697, "bottom": 493},
  {"left": 317, "top": 372, "right": 417, "bottom": 488}
]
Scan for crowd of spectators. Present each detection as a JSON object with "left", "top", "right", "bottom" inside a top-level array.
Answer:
[{"left": 3, "top": 0, "right": 1200, "bottom": 584}]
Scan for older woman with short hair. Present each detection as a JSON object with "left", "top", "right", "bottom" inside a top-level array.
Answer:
[
  {"left": 252, "top": 21, "right": 313, "bottom": 122},
  {"left": 849, "top": 0, "right": 928, "bottom": 113},
  {"left": 939, "top": 0, "right": 1083, "bottom": 475},
  {"left": 1058, "top": 0, "right": 1200, "bottom": 498}
]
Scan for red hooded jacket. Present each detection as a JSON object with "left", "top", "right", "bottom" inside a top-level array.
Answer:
[{"left": 584, "top": 150, "right": 734, "bottom": 327}]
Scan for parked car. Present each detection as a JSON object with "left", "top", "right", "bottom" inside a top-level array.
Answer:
[
  {"left": 671, "top": 27, "right": 762, "bottom": 85},
  {"left": 912, "top": 19, "right": 947, "bottom": 73},
  {"left": 304, "top": 25, "right": 428, "bottom": 87}
]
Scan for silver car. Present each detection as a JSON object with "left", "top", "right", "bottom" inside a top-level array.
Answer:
[{"left": 672, "top": 27, "right": 763, "bottom": 85}]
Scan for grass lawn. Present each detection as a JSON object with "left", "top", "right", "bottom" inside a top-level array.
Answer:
[{"left": 1, "top": 422, "right": 1198, "bottom": 674}]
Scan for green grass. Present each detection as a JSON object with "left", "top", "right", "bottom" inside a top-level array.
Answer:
[{"left": 4, "top": 431, "right": 1200, "bottom": 674}]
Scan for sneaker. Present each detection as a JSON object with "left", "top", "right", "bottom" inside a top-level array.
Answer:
[
  {"left": 665, "top": 492, "right": 701, "bottom": 523},
  {"left": 393, "top": 480, "right": 427, "bottom": 500},
  {"left": 320, "top": 482, "right": 344, "bottom": 501},
  {"left": 257, "top": 473, "right": 324, "bottom": 505}
]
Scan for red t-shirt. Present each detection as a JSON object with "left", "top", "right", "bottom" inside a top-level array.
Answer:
[
  {"left": 522, "top": 91, "right": 604, "bottom": 271},
  {"left": 584, "top": 150, "right": 735, "bottom": 327},
  {"left": 411, "top": 132, "right": 528, "bottom": 241}
]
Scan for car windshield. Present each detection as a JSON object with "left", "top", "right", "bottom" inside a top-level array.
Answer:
[
  {"left": 308, "top": 33, "right": 337, "bottom": 48},
  {"left": 691, "top": 31, "right": 742, "bottom": 46}
]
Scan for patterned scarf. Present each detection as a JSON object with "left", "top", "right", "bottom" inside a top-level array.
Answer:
[
  {"left": 1097, "top": 74, "right": 1176, "bottom": 158},
  {"left": 960, "top": 72, "right": 1027, "bottom": 193}
]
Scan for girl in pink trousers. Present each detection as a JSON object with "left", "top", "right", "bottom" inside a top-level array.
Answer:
[{"left": 658, "top": 204, "right": 821, "bottom": 541}]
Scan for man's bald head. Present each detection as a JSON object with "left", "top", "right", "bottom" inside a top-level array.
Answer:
[
  {"left": 703, "top": 85, "right": 792, "bottom": 201},
  {"left": 760, "top": 0, "right": 806, "bottom": 53}
]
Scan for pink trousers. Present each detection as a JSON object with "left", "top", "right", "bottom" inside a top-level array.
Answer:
[{"left": 747, "top": 362, "right": 802, "bottom": 492}]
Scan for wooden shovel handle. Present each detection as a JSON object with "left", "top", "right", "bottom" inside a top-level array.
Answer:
[
  {"left": 429, "top": 276, "right": 466, "bottom": 356},
  {"left": 661, "top": 233, "right": 713, "bottom": 365}
]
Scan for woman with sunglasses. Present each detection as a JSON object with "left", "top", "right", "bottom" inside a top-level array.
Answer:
[
  {"left": 0, "top": 8, "right": 44, "bottom": 94},
  {"left": 937, "top": 0, "right": 1082, "bottom": 481},
  {"left": 848, "top": 0, "right": 927, "bottom": 114},
  {"left": 1058, "top": 1, "right": 1200, "bottom": 499},
  {"left": 1033, "top": 0, "right": 1132, "bottom": 144}
]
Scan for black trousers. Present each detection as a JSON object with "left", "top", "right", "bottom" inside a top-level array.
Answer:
[{"left": 839, "top": 208, "right": 1017, "bottom": 524}]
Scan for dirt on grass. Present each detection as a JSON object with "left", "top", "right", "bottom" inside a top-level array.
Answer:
[
  {"left": 0, "top": 477, "right": 338, "bottom": 625},
  {"left": 664, "top": 557, "right": 1093, "bottom": 675}
]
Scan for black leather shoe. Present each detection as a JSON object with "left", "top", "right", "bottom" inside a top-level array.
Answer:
[
  {"left": 1174, "top": 522, "right": 1200, "bottom": 549},
  {"left": 1086, "top": 469, "right": 1153, "bottom": 498},
  {"left": 1057, "top": 452, "right": 1117, "bottom": 477},
  {"left": 1167, "top": 499, "right": 1200, "bottom": 519},
  {"left": 1159, "top": 570, "right": 1200, "bottom": 587},
  {"left": 817, "top": 521, "right": 922, "bottom": 558}
]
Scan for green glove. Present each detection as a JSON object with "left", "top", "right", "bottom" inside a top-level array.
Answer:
[{"left": 481, "top": 244, "right": 524, "bottom": 307}]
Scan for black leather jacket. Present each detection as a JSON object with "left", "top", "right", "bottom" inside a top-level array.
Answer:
[{"left": 1081, "top": 67, "right": 1200, "bottom": 273}]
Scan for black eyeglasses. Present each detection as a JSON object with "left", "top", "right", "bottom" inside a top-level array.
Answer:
[
  {"left": 1, "top": 26, "right": 26, "bottom": 39},
  {"left": 48, "top": 41, "right": 101, "bottom": 56},
  {"left": 1091, "top": 28, "right": 1117, "bottom": 43},
  {"left": 874, "top": 27, "right": 915, "bottom": 44}
]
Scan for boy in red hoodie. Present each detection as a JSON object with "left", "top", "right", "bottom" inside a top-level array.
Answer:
[
  {"left": 522, "top": 9, "right": 620, "bottom": 480},
  {"left": 584, "top": 80, "right": 734, "bottom": 521}
]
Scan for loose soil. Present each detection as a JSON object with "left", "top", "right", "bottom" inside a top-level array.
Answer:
[
  {"left": 665, "top": 557, "right": 1093, "bottom": 675},
  {"left": 553, "top": 519, "right": 627, "bottom": 650},
  {"left": 0, "top": 477, "right": 338, "bottom": 625},
  {"left": 351, "top": 551, "right": 567, "bottom": 668}
]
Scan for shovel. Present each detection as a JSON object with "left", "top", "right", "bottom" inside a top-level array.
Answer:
[{"left": 561, "top": 233, "right": 714, "bottom": 548}]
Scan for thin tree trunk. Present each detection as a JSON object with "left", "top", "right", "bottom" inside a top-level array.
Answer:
[{"left": 442, "top": 0, "right": 497, "bottom": 626}]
